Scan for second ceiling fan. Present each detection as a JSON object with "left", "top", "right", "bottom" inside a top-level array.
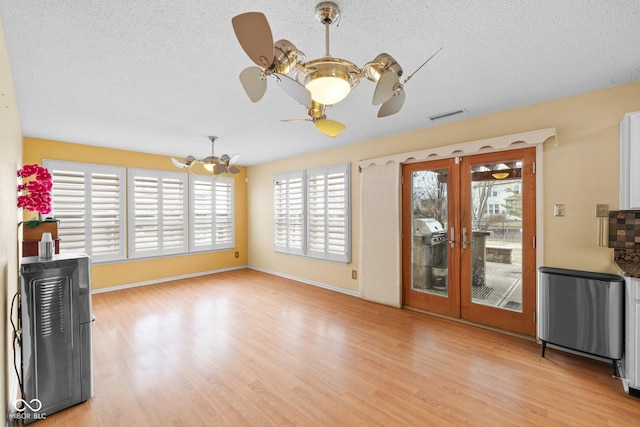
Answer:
[
  {"left": 171, "top": 136, "right": 240, "bottom": 175},
  {"left": 231, "top": 2, "right": 441, "bottom": 137}
]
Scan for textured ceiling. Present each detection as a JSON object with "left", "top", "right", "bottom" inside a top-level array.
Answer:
[{"left": 1, "top": 1, "right": 640, "bottom": 166}]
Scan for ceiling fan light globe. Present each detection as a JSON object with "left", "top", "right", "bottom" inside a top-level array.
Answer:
[
  {"left": 306, "top": 76, "right": 350, "bottom": 105},
  {"left": 304, "top": 64, "right": 352, "bottom": 105},
  {"left": 202, "top": 154, "right": 218, "bottom": 172}
]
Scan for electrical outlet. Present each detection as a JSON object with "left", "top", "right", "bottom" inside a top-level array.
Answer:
[
  {"left": 554, "top": 204, "right": 565, "bottom": 217},
  {"left": 234, "top": 251, "right": 239, "bottom": 258},
  {"left": 351, "top": 270, "right": 357, "bottom": 280}
]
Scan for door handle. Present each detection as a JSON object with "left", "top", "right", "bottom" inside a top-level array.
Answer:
[
  {"left": 449, "top": 227, "right": 455, "bottom": 248},
  {"left": 462, "top": 227, "right": 469, "bottom": 249}
]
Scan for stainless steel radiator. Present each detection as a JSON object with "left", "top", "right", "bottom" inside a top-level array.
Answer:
[{"left": 538, "top": 267, "right": 625, "bottom": 370}]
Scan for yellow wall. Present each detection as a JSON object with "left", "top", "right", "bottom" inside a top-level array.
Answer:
[
  {"left": 23, "top": 138, "right": 248, "bottom": 291},
  {"left": 247, "top": 81, "right": 640, "bottom": 292},
  {"left": 1, "top": 16, "right": 24, "bottom": 421}
]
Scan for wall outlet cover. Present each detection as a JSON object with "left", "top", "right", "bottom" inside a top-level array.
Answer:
[{"left": 554, "top": 204, "right": 565, "bottom": 217}]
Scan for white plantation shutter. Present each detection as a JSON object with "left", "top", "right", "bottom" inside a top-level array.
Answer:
[
  {"left": 44, "top": 160, "right": 126, "bottom": 262},
  {"left": 128, "top": 169, "right": 187, "bottom": 258},
  {"left": 274, "top": 171, "right": 305, "bottom": 255},
  {"left": 163, "top": 178, "right": 186, "bottom": 250},
  {"left": 45, "top": 161, "right": 236, "bottom": 262},
  {"left": 189, "top": 174, "right": 234, "bottom": 251},
  {"left": 273, "top": 163, "right": 350, "bottom": 262},
  {"left": 214, "top": 178, "right": 234, "bottom": 247},
  {"left": 192, "top": 179, "right": 214, "bottom": 248},
  {"left": 91, "top": 172, "right": 124, "bottom": 257},
  {"left": 307, "top": 164, "right": 350, "bottom": 262}
]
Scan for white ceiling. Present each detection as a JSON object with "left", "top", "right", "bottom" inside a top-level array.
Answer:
[{"left": 1, "top": 1, "right": 640, "bottom": 166}]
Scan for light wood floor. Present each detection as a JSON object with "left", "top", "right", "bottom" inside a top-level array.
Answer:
[{"left": 34, "top": 269, "right": 639, "bottom": 426}]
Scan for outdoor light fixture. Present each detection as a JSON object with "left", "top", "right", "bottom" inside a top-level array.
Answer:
[{"left": 491, "top": 172, "right": 510, "bottom": 180}]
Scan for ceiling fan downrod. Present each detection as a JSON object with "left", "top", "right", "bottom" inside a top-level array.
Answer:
[
  {"left": 208, "top": 135, "right": 217, "bottom": 151},
  {"left": 315, "top": 2, "right": 340, "bottom": 57}
]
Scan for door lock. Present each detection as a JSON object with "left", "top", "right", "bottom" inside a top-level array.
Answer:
[{"left": 462, "top": 227, "right": 469, "bottom": 249}]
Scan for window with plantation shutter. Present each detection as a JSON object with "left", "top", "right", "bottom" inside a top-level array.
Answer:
[
  {"left": 128, "top": 169, "right": 187, "bottom": 258},
  {"left": 273, "top": 163, "right": 350, "bottom": 262},
  {"left": 307, "top": 164, "right": 350, "bottom": 262},
  {"left": 44, "top": 160, "right": 126, "bottom": 262},
  {"left": 273, "top": 171, "right": 305, "bottom": 255},
  {"left": 189, "top": 174, "right": 234, "bottom": 251}
]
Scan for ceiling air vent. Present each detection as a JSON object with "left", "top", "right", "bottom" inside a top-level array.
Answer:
[{"left": 428, "top": 109, "right": 467, "bottom": 121}]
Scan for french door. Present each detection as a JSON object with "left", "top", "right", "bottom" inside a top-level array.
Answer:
[{"left": 402, "top": 148, "right": 536, "bottom": 336}]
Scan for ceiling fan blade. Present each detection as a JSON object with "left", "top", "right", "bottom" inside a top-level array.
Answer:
[
  {"left": 377, "top": 90, "right": 406, "bottom": 118},
  {"left": 171, "top": 157, "right": 187, "bottom": 168},
  {"left": 231, "top": 12, "right": 275, "bottom": 69},
  {"left": 273, "top": 73, "right": 312, "bottom": 106},
  {"left": 239, "top": 67, "right": 268, "bottom": 102},
  {"left": 228, "top": 165, "right": 241, "bottom": 174},
  {"left": 372, "top": 71, "right": 399, "bottom": 105},
  {"left": 229, "top": 153, "right": 240, "bottom": 164},
  {"left": 315, "top": 118, "right": 346, "bottom": 138},
  {"left": 172, "top": 155, "right": 196, "bottom": 169},
  {"left": 281, "top": 118, "right": 311, "bottom": 123},
  {"left": 213, "top": 163, "right": 227, "bottom": 175},
  {"left": 402, "top": 47, "right": 443, "bottom": 85}
]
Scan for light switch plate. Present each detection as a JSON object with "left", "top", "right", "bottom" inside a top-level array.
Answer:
[
  {"left": 554, "top": 204, "right": 565, "bottom": 217},
  {"left": 596, "top": 204, "right": 609, "bottom": 218}
]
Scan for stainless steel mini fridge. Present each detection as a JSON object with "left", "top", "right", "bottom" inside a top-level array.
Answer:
[
  {"left": 20, "top": 253, "right": 93, "bottom": 423},
  {"left": 538, "top": 267, "right": 624, "bottom": 373}
]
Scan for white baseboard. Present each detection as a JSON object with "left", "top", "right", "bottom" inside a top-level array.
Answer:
[
  {"left": 248, "top": 265, "right": 361, "bottom": 297},
  {"left": 91, "top": 265, "right": 248, "bottom": 294}
]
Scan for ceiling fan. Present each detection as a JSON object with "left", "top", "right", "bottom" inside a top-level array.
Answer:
[
  {"left": 280, "top": 100, "right": 346, "bottom": 137},
  {"left": 171, "top": 136, "right": 240, "bottom": 175},
  {"left": 231, "top": 2, "right": 442, "bottom": 136}
]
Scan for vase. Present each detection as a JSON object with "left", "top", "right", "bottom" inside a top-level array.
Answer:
[{"left": 22, "top": 221, "right": 59, "bottom": 241}]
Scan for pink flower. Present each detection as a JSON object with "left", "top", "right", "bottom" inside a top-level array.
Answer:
[{"left": 17, "top": 164, "right": 53, "bottom": 216}]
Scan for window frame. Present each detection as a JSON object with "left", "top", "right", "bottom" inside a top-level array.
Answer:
[
  {"left": 45, "top": 160, "right": 237, "bottom": 263},
  {"left": 273, "top": 163, "right": 351, "bottom": 263},
  {"left": 189, "top": 173, "right": 235, "bottom": 252},
  {"left": 273, "top": 170, "right": 306, "bottom": 256},
  {"left": 127, "top": 168, "right": 189, "bottom": 259},
  {"left": 44, "top": 159, "right": 127, "bottom": 263}
]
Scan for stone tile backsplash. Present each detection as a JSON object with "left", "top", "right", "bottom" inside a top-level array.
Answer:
[{"left": 609, "top": 210, "right": 640, "bottom": 249}]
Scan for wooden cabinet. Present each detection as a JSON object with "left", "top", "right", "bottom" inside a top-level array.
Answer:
[
  {"left": 623, "top": 276, "right": 640, "bottom": 397},
  {"left": 620, "top": 112, "right": 640, "bottom": 210}
]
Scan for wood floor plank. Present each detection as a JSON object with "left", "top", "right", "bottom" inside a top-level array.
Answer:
[{"left": 32, "top": 269, "right": 640, "bottom": 426}]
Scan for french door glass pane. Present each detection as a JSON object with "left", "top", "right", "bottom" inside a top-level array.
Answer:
[
  {"left": 470, "top": 160, "right": 523, "bottom": 312},
  {"left": 411, "top": 169, "right": 449, "bottom": 296}
]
